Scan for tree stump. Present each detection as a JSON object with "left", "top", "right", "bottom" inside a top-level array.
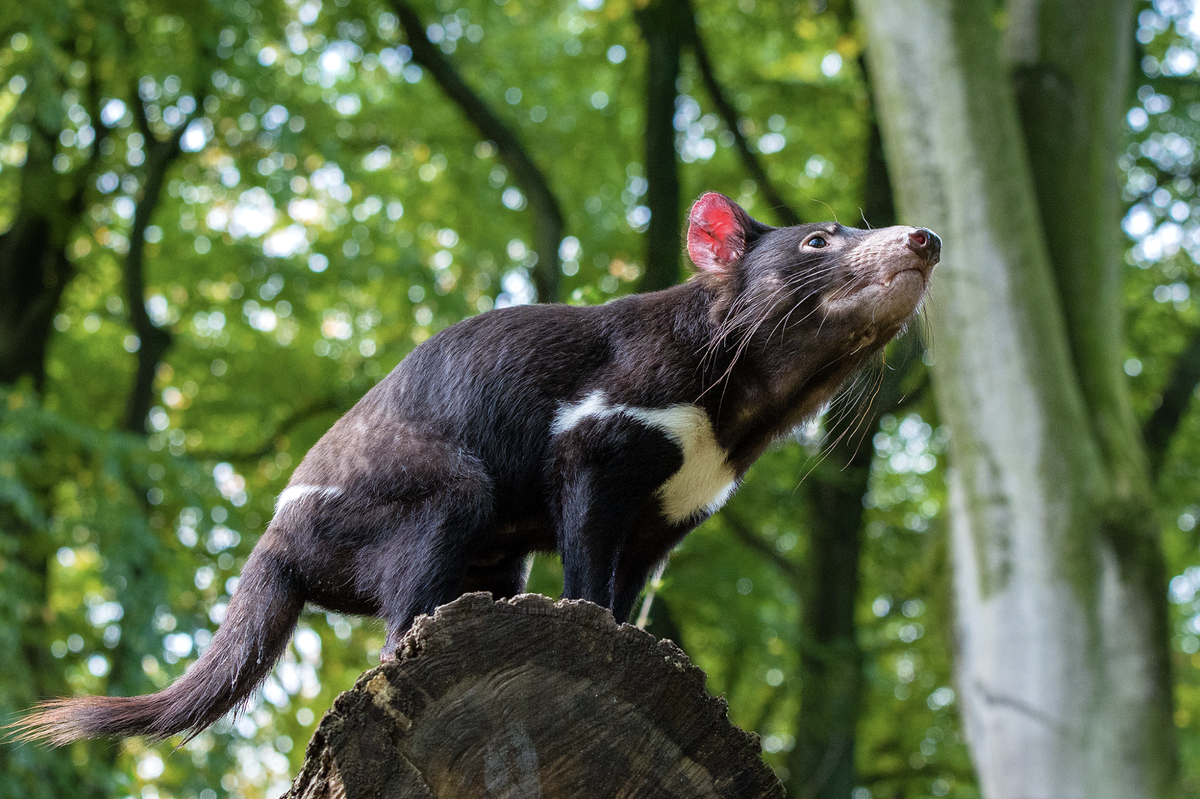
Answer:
[{"left": 286, "top": 593, "right": 783, "bottom": 799}]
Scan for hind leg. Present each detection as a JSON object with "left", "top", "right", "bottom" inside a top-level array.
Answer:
[
  {"left": 376, "top": 493, "right": 496, "bottom": 660},
  {"left": 351, "top": 451, "right": 495, "bottom": 661}
]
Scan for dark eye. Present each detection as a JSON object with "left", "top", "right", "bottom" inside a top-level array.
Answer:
[{"left": 805, "top": 235, "right": 828, "bottom": 249}]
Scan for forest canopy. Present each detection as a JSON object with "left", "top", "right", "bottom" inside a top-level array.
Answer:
[{"left": 1, "top": 1, "right": 1199, "bottom": 798}]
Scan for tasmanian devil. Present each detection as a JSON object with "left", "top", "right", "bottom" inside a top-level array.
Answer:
[{"left": 15, "top": 192, "right": 938, "bottom": 744}]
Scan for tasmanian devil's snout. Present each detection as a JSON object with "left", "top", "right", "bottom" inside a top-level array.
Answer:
[
  {"left": 907, "top": 227, "right": 941, "bottom": 261},
  {"left": 16, "top": 192, "right": 936, "bottom": 745}
]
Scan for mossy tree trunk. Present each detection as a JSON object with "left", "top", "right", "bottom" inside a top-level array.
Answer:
[{"left": 855, "top": 1, "right": 1177, "bottom": 797}]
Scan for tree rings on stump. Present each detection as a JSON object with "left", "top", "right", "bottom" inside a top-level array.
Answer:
[{"left": 286, "top": 592, "right": 783, "bottom": 798}]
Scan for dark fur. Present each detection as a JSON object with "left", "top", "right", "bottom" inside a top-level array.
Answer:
[{"left": 13, "top": 194, "right": 938, "bottom": 744}]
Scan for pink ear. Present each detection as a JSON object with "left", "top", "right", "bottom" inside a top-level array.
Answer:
[{"left": 687, "top": 193, "right": 746, "bottom": 275}]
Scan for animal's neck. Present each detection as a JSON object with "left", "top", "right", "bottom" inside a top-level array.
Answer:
[
  {"left": 707, "top": 323, "right": 872, "bottom": 472},
  {"left": 627, "top": 281, "right": 865, "bottom": 470}
]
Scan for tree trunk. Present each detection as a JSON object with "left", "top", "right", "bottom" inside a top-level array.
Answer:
[
  {"left": 688, "top": 8, "right": 801, "bottom": 228},
  {"left": 0, "top": 120, "right": 79, "bottom": 390},
  {"left": 792, "top": 464, "right": 866, "bottom": 799},
  {"left": 286, "top": 593, "right": 783, "bottom": 799},
  {"left": 855, "top": 1, "right": 1177, "bottom": 797},
  {"left": 0, "top": 69, "right": 113, "bottom": 797},
  {"left": 787, "top": 116, "right": 906, "bottom": 799},
  {"left": 121, "top": 95, "right": 198, "bottom": 433},
  {"left": 635, "top": 0, "right": 689, "bottom": 293}
]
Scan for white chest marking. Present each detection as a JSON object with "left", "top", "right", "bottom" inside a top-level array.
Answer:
[
  {"left": 276, "top": 484, "right": 342, "bottom": 514},
  {"left": 552, "top": 391, "right": 738, "bottom": 523}
]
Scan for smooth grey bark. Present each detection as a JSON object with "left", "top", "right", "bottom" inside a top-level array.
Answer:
[
  {"left": 856, "top": 1, "right": 1177, "bottom": 797},
  {"left": 1005, "top": 0, "right": 1150, "bottom": 491}
]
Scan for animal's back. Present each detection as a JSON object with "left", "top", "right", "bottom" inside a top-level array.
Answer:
[{"left": 309, "top": 289, "right": 712, "bottom": 499}]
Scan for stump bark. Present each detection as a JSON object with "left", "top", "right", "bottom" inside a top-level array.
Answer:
[{"left": 286, "top": 593, "right": 783, "bottom": 799}]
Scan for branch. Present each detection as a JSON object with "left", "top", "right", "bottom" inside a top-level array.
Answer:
[
  {"left": 390, "top": 0, "right": 564, "bottom": 302},
  {"left": 121, "top": 95, "right": 205, "bottom": 433},
  {"left": 1143, "top": 324, "right": 1200, "bottom": 477},
  {"left": 189, "top": 396, "right": 344, "bottom": 462},
  {"left": 129, "top": 80, "right": 154, "bottom": 142},
  {"left": 82, "top": 57, "right": 112, "bottom": 179},
  {"left": 688, "top": 14, "right": 802, "bottom": 227},
  {"left": 720, "top": 507, "right": 803, "bottom": 584},
  {"left": 720, "top": 508, "right": 848, "bottom": 668}
]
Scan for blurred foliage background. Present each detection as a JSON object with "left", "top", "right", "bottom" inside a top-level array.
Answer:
[{"left": 0, "top": 0, "right": 1198, "bottom": 797}]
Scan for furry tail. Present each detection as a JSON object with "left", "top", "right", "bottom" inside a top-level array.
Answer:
[{"left": 11, "top": 548, "right": 302, "bottom": 745}]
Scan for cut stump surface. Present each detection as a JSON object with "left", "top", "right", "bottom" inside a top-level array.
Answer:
[{"left": 286, "top": 593, "right": 783, "bottom": 799}]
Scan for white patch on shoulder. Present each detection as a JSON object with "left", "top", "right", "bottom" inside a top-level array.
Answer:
[
  {"left": 276, "top": 484, "right": 342, "bottom": 513},
  {"left": 550, "top": 390, "right": 615, "bottom": 435},
  {"left": 552, "top": 392, "right": 738, "bottom": 523},
  {"left": 628, "top": 405, "right": 738, "bottom": 523}
]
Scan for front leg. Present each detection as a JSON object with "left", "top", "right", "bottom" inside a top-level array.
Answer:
[
  {"left": 557, "top": 472, "right": 629, "bottom": 608},
  {"left": 552, "top": 416, "right": 684, "bottom": 612}
]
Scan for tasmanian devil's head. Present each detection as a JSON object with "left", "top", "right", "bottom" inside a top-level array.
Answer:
[{"left": 686, "top": 192, "right": 938, "bottom": 380}]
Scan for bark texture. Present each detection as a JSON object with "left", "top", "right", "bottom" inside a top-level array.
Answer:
[
  {"left": 856, "top": 1, "right": 1177, "bottom": 797},
  {"left": 286, "top": 593, "right": 783, "bottom": 799}
]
